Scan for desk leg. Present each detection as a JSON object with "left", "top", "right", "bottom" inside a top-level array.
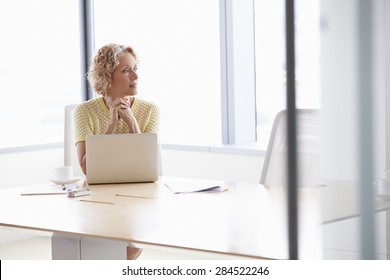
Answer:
[
  {"left": 52, "top": 234, "right": 138, "bottom": 260},
  {"left": 52, "top": 234, "right": 81, "bottom": 260},
  {"left": 80, "top": 237, "right": 130, "bottom": 260}
]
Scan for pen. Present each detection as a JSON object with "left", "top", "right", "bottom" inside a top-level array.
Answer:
[{"left": 79, "top": 199, "right": 114, "bottom": 205}]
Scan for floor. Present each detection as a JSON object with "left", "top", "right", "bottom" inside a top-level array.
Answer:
[
  {"left": 0, "top": 236, "right": 188, "bottom": 260},
  {"left": 3, "top": 231, "right": 387, "bottom": 260},
  {"left": 0, "top": 237, "right": 52, "bottom": 260},
  {"left": 0, "top": 233, "right": 243, "bottom": 260}
]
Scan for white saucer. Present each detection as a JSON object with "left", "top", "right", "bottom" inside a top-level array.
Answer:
[{"left": 49, "top": 177, "right": 82, "bottom": 185}]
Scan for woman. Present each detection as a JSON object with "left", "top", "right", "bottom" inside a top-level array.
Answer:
[{"left": 74, "top": 43, "right": 160, "bottom": 175}]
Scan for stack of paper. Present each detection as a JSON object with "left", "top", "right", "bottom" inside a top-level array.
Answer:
[
  {"left": 20, "top": 183, "right": 77, "bottom": 196},
  {"left": 165, "top": 178, "right": 228, "bottom": 194}
]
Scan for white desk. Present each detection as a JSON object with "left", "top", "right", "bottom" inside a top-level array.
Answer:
[{"left": 0, "top": 177, "right": 389, "bottom": 259}]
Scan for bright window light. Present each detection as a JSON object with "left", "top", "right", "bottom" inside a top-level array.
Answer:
[
  {"left": 255, "top": 0, "right": 321, "bottom": 148},
  {"left": 0, "top": 0, "right": 82, "bottom": 148},
  {"left": 94, "top": 0, "right": 221, "bottom": 145}
]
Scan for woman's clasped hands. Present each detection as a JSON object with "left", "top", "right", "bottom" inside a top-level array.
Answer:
[
  {"left": 108, "top": 97, "right": 140, "bottom": 133},
  {"left": 108, "top": 97, "right": 131, "bottom": 124}
]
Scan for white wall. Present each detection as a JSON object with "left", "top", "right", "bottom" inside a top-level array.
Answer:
[
  {"left": 0, "top": 147, "right": 64, "bottom": 189},
  {"left": 162, "top": 149, "right": 264, "bottom": 184},
  {"left": 0, "top": 146, "right": 264, "bottom": 190}
]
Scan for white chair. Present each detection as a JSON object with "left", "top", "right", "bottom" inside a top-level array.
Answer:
[
  {"left": 259, "top": 109, "right": 320, "bottom": 188},
  {"left": 64, "top": 104, "right": 84, "bottom": 177},
  {"left": 64, "top": 104, "right": 163, "bottom": 177}
]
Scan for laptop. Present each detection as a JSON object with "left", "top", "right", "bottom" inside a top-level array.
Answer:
[{"left": 86, "top": 133, "right": 158, "bottom": 184}]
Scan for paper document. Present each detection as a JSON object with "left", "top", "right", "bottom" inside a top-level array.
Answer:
[
  {"left": 165, "top": 178, "right": 228, "bottom": 194},
  {"left": 21, "top": 183, "right": 77, "bottom": 196}
]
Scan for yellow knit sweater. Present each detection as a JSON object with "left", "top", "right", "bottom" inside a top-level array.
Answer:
[{"left": 73, "top": 97, "right": 160, "bottom": 144}]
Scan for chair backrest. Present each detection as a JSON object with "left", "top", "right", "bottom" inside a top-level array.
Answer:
[
  {"left": 64, "top": 104, "right": 84, "bottom": 177},
  {"left": 259, "top": 109, "right": 320, "bottom": 188},
  {"left": 64, "top": 104, "right": 163, "bottom": 177}
]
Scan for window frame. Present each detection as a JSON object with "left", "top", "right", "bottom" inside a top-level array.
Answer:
[{"left": 220, "top": 0, "right": 257, "bottom": 145}]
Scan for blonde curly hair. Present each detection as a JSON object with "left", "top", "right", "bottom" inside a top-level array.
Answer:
[{"left": 87, "top": 43, "right": 138, "bottom": 96}]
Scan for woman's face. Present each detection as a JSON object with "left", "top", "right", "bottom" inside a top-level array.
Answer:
[{"left": 108, "top": 52, "right": 138, "bottom": 98}]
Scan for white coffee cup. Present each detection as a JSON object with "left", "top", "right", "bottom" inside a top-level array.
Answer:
[{"left": 53, "top": 166, "right": 73, "bottom": 181}]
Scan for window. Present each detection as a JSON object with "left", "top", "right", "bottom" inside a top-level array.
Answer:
[
  {"left": 0, "top": 0, "right": 321, "bottom": 150},
  {"left": 94, "top": 0, "right": 221, "bottom": 145},
  {"left": 0, "top": 0, "right": 82, "bottom": 148},
  {"left": 254, "top": 0, "right": 321, "bottom": 147}
]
